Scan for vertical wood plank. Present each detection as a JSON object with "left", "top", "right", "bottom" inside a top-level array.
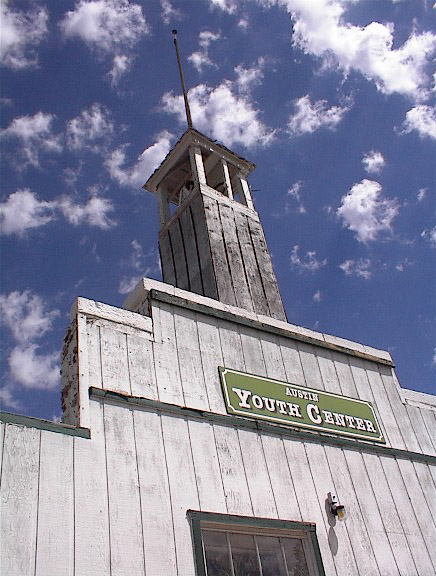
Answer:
[
  {"left": 100, "top": 326, "right": 131, "bottom": 395},
  {"left": 104, "top": 403, "right": 145, "bottom": 576},
  {"left": 219, "top": 203, "right": 253, "bottom": 311},
  {"left": 324, "top": 445, "right": 380, "bottom": 575},
  {"left": 419, "top": 408, "right": 436, "bottom": 452},
  {"left": 279, "top": 336, "right": 307, "bottom": 386},
  {"left": 218, "top": 317, "right": 245, "bottom": 372},
  {"left": 196, "top": 313, "right": 227, "bottom": 414},
  {"left": 381, "top": 456, "right": 435, "bottom": 575},
  {"left": 234, "top": 210, "right": 269, "bottom": 317},
  {"left": 169, "top": 219, "right": 190, "bottom": 291},
  {"left": 315, "top": 348, "right": 342, "bottom": 394},
  {"left": 413, "top": 462, "right": 436, "bottom": 519},
  {"left": 406, "top": 405, "right": 436, "bottom": 456},
  {"left": 398, "top": 459, "right": 436, "bottom": 568},
  {"left": 161, "top": 415, "right": 200, "bottom": 576},
  {"left": 87, "top": 320, "right": 102, "bottom": 389},
  {"left": 261, "top": 435, "right": 301, "bottom": 521},
  {"left": 0, "top": 425, "right": 40, "bottom": 576},
  {"left": 332, "top": 352, "right": 358, "bottom": 398},
  {"left": 299, "top": 341, "right": 324, "bottom": 390},
  {"left": 159, "top": 229, "right": 176, "bottom": 286},
  {"left": 133, "top": 409, "right": 177, "bottom": 576},
  {"left": 362, "top": 452, "right": 418, "bottom": 576},
  {"left": 239, "top": 325, "right": 266, "bottom": 377},
  {"left": 203, "top": 194, "right": 237, "bottom": 307},
  {"left": 283, "top": 439, "right": 337, "bottom": 576},
  {"left": 128, "top": 333, "right": 158, "bottom": 400},
  {"left": 379, "top": 365, "right": 421, "bottom": 453},
  {"left": 238, "top": 429, "right": 278, "bottom": 518},
  {"left": 348, "top": 356, "right": 376, "bottom": 403},
  {"left": 247, "top": 216, "right": 286, "bottom": 321},
  {"left": 304, "top": 443, "right": 358, "bottom": 576},
  {"left": 174, "top": 307, "right": 210, "bottom": 411},
  {"left": 188, "top": 419, "right": 227, "bottom": 511},
  {"left": 152, "top": 301, "right": 184, "bottom": 405},
  {"left": 0, "top": 422, "right": 5, "bottom": 477},
  {"left": 260, "top": 331, "right": 287, "bottom": 381},
  {"left": 190, "top": 194, "right": 218, "bottom": 300},
  {"left": 74, "top": 400, "right": 110, "bottom": 576},
  {"left": 180, "top": 205, "right": 203, "bottom": 294},
  {"left": 35, "top": 432, "right": 74, "bottom": 576},
  {"left": 213, "top": 424, "right": 253, "bottom": 516},
  {"left": 364, "top": 361, "right": 404, "bottom": 449},
  {"left": 344, "top": 450, "right": 400, "bottom": 576}
]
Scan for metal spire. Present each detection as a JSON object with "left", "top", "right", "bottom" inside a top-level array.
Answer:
[{"left": 172, "top": 29, "right": 193, "bottom": 129}]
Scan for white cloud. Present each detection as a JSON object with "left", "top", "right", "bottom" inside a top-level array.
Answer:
[
  {"left": 8, "top": 345, "right": 60, "bottom": 391},
  {"left": 238, "top": 16, "right": 250, "bottom": 31},
  {"left": 313, "top": 290, "right": 322, "bottom": 302},
  {"left": 267, "top": 0, "right": 436, "bottom": 102},
  {"left": 160, "top": 0, "right": 182, "bottom": 24},
  {"left": 208, "top": 0, "right": 237, "bottom": 14},
  {"left": 0, "top": 290, "right": 59, "bottom": 343},
  {"left": 106, "top": 130, "right": 173, "bottom": 189},
  {"left": 0, "top": 188, "right": 115, "bottom": 235},
  {"left": 0, "top": 290, "right": 61, "bottom": 395},
  {"left": 421, "top": 226, "right": 436, "bottom": 248},
  {"left": 58, "top": 195, "right": 116, "bottom": 229},
  {"left": 362, "top": 150, "right": 385, "bottom": 174},
  {"left": 118, "top": 240, "right": 159, "bottom": 294},
  {"left": 290, "top": 245, "right": 327, "bottom": 273},
  {"left": 189, "top": 30, "right": 222, "bottom": 73},
  {"left": 109, "top": 54, "right": 132, "bottom": 86},
  {"left": 400, "top": 105, "right": 436, "bottom": 140},
  {"left": 433, "top": 347, "right": 436, "bottom": 367},
  {"left": 337, "top": 179, "right": 399, "bottom": 243},
  {"left": 60, "top": 0, "right": 149, "bottom": 54},
  {"left": 162, "top": 82, "right": 275, "bottom": 148},
  {"left": 417, "top": 188, "right": 427, "bottom": 202},
  {"left": 234, "top": 57, "right": 265, "bottom": 93},
  {"left": 285, "top": 181, "right": 306, "bottom": 214},
  {"left": 0, "top": 189, "right": 56, "bottom": 236},
  {"left": 119, "top": 275, "right": 142, "bottom": 294},
  {"left": 0, "top": 385, "right": 22, "bottom": 411},
  {"left": 66, "top": 103, "right": 115, "bottom": 151},
  {"left": 0, "top": 2, "right": 48, "bottom": 70},
  {"left": 287, "top": 95, "right": 349, "bottom": 136},
  {"left": 339, "top": 258, "right": 372, "bottom": 279},
  {"left": 1, "top": 112, "right": 62, "bottom": 169}
]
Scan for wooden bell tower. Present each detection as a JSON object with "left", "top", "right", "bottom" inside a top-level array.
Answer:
[{"left": 144, "top": 128, "right": 287, "bottom": 321}]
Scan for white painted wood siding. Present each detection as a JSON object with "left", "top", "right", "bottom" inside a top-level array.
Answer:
[
  {"left": 1, "top": 402, "right": 435, "bottom": 576},
  {"left": 68, "top": 296, "right": 433, "bottom": 455}
]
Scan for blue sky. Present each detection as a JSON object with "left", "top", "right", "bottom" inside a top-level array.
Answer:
[{"left": 1, "top": 0, "right": 435, "bottom": 420}]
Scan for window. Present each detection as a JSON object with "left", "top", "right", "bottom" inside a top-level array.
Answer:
[{"left": 189, "top": 511, "right": 325, "bottom": 576}]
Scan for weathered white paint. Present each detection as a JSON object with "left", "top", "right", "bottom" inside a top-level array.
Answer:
[
  {"left": 0, "top": 425, "right": 40, "bottom": 576},
  {"left": 74, "top": 400, "right": 111, "bottom": 576},
  {"left": 2, "top": 285, "right": 436, "bottom": 576},
  {"left": 35, "top": 432, "right": 74, "bottom": 576},
  {"left": 133, "top": 409, "right": 177, "bottom": 576},
  {"left": 103, "top": 402, "right": 145, "bottom": 576}
]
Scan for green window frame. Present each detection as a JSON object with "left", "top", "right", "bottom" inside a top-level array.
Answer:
[{"left": 188, "top": 511, "right": 325, "bottom": 576}]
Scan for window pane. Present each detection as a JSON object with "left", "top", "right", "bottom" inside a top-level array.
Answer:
[
  {"left": 229, "top": 533, "right": 261, "bottom": 576},
  {"left": 203, "top": 530, "right": 232, "bottom": 576},
  {"left": 281, "top": 538, "right": 310, "bottom": 576},
  {"left": 256, "top": 535, "right": 287, "bottom": 576}
]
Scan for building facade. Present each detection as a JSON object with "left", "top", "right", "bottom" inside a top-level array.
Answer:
[{"left": 1, "top": 128, "right": 435, "bottom": 576}]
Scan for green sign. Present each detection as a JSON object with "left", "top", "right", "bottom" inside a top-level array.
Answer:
[{"left": 219, "top": 367, "right": 385, "bottom": 443}]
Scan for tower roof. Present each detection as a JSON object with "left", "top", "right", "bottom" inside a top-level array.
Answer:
[{"left": 144, "top": 128, "right": 255, "bottom": 196}]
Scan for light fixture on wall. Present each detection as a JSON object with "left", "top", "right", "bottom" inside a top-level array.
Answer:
[{"left": 328, "top": 492, "right": 347, "bottom": 521}]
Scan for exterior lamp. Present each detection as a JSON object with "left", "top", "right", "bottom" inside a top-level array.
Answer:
[{"left": 328, "top": 492, "right": 347, "bottom": 521}]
